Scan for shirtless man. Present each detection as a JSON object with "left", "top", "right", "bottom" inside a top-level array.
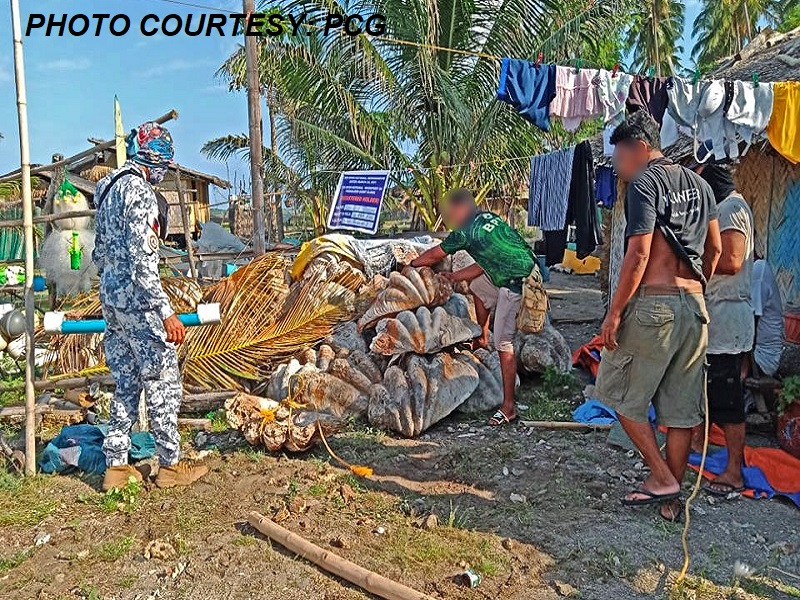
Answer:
[{"left": 595, "top": 112, "right": 722, "bottom": 521}]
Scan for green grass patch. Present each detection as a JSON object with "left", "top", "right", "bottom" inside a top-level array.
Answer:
[
  {"left": 205, "top": 409, "right": 230, "bottom": 433},
  {"left": 93, "top": 535, "right": 135, "bottom": 562},
  {"left": 79, "top": 476, "right": 141, "bottom": 514},
  {"left": 0, "top": 548, "right": 33, "bottom": 575},
  {"left": 0, "top": 473, "right": 57, "bottom": 526}
]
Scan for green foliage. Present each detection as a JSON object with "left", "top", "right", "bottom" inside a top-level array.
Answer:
[
  {"left": 206, "top": 409, "right": 230, "bottom": 433},
  {"left": 692, "top": 0, "right": 795, "bottom": 67},
  {"left": 0, "top": 548, "right": 33, "bottom": 575},
  {"left": 542, "top": 366, "right": 579, "bottom": 399},
  {"left": 781, "top": 5, "right": 800, "bottom": 31},
  {"left": 93, "top": 535, "right": 135, "bottom": 562},
  {"left": 79, "top": 476, "right": 142, "bottom": 514},
  {"left": 211, "top": 0, "right": 637, "bottom": 230},
  {"left": 778, "top": 376, "right": 800, "bottom": 416},
  {"left": 626, "top": 0, "right": 686, "bottom": 75}
]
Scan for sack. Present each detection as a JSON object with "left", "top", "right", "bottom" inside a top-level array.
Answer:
[{"left": 516, "top": 270, "right": 548, "bottom": 334}]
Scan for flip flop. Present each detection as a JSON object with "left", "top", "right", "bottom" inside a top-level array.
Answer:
[
  {"left": 488, "top": 409, "right": 518, "bottom": 427},
  {"left": 702, "top": 481, "right": 745, "bottom": 497},
  {"left": 620, "top": 488, "right": 681, "bottom": 506}
]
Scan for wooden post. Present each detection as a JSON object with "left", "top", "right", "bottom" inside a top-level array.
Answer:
[
  {"left": 243, "top": 0, "right": 268, "bottom": 254},
  {"left": 174, "top": 167, "right": 198, "bottom": 279},
  {"left": 9, "top": 0, "right": 38, "bottom": 475}
]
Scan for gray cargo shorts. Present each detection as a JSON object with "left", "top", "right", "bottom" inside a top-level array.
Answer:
[{"left": 595, "top": 286, "right": 709, "bottom": 428}]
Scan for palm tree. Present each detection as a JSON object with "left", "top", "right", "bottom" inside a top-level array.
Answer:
[
  {"left": 626, "top": 0, "right": 685, "bottom": 76},
  {"left": 207, "top": 0, "right": 635, "bottom": 231},
  {"left": 692, "top": 0, "right": 799, "bottom": 69}
]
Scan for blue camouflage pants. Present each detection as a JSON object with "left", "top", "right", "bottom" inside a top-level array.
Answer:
[{"left": 102, "top": 305, "right": 182, "bottom": 467}]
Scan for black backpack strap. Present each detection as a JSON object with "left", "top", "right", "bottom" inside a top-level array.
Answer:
[{"left": 95, "top": 168, "right": 144, "bottom": 209}]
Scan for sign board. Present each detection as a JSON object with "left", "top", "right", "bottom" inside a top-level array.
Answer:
[{"left": 327, "top": 170, "right": 390, "bottom": 234}]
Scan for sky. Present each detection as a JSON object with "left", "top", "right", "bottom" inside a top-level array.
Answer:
[{"left": 0, "top": 0, "right": 704, "bottom": 199}]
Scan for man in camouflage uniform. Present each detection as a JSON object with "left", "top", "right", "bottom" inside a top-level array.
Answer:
[{"left": 93, "top": 122, "right": 207, "bottom": 491}]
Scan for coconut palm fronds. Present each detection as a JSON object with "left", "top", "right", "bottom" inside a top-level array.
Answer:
[
  {"left": 180, "top": 254, "right": 364, "bottom": 391},
  {"left": 42, "top": 277, "right": 204, "bottom": 378}
]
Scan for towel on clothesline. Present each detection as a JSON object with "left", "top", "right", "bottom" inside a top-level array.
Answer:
[
  {"left": 497, "top": 58, "right": 557, "bottom": 131},
  {"left": 688, "top": 424, "right": 800, "bottom": 507},
  {"left": 528, "top": 146, "right": 575, "bottom": 230}
]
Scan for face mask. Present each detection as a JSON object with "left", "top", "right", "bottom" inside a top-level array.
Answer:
[{"left": 147, "top": 165, "right": 169, "bottom": 184}]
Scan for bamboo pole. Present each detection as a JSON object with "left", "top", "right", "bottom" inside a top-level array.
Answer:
[
  {"left": 0, "top": 110, "right": 179, "bottom": 184},
  {"left": 247, "top": 512, "right": 436, "bottom": 600},
  {"left": 10, "top": 0, "right": 38, "bottom": 476},
  {"left": 174, "top": 167, "right": 198, "bottom": 278},
  {"left": 0, "top": 210, "right": 96, "bottom": 229},
  {"left": 243, "top": 0, "right": 268, "bottom": 254}
]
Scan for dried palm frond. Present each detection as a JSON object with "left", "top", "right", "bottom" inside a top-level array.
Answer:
[
  {"left": 42, "top": 277, "right": 203, "bottom": 378},
  {"left": 180, "top": 254, "right": 364, "bottom": 391}
]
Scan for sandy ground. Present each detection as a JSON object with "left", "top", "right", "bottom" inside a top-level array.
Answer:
[{"left": 1, "top": 272, "right": 798, "bottom": 600}]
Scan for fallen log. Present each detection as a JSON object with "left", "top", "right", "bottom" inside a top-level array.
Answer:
[
  {"left": 520, "top": 420, "right": 613, "bottom": 431},
  {"left": 247, "top": 512, "right": 436, "bottom": 600},
  {"left": 0, "top": 375, "right": 117, "bottom": 394},
  {"left": 177, "top": 418, "right": 212, "bottom": 431},
  {"left": 180, "top": 391, "right": 237, "bottom": 414}
]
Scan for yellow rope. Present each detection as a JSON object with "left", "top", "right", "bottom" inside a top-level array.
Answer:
[{"left": 677, "top": 386, "right": 711, "bottom": 582}]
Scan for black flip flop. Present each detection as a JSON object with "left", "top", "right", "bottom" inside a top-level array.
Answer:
[
  {"left": 621, "top": 488, "right": 681, "bottom": 506},
  {"left": 702, "top": 481, "right": 745, "bottom": 497}
]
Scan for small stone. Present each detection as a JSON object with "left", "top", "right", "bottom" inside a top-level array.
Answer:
[
  {"left": 469, "top": 427, "right": 477, "bottom": 434},
  {"left": 517, "top": 404, "right": 529, "bottom": 411},
  {"left": 340, "top": 484, "right": 356, "bottom": 504},
  {"left": 634, "top": 461, "right": 644, "bottom": 470},
  {"left": 601, "top": 493, "right": 608, "bottom": 500},
  {"left": 510, "top": 493, "right": 526, "bottom": 504},
  {"left": 511, "top": 468, "right": 524, "bottom": 477},
  {"left": 330, "top": 536, "right": 350, "bottom": 549},
  {"left": 502, "top": 538, "right": 514, "bottom": 551},
  {"left": 54, "top": 573, "right": 65, "bottom": 584},
  {"left": 706, "top": 496, "right": 716, "bottom": 505},
  {"left": 375, "top": 526, "right": 386, "bottom": 535},
  {"left": 626, "top": 450, "right": 636, "bottom": 458},
  {"left": 502, "top": 467, "right": 509, "bottom": 477},
  {"left": 34, "top": 531, "right": 51, "bottom": 546},
  {"left": 554, "top": 580, "right": 578, "bottom": 597},
  {"left": 419, "top": 514, "right": 438, "bottom": 530},
  {"left": 76, "top": 549, "right": 90, "bottom": 560},
  {"left": 195, "top": 432, "right": 208, "bottom": 447}
]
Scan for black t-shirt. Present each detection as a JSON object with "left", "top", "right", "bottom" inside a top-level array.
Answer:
[{"left": 625, "top": 157, "right": 718, "bottom": 282}]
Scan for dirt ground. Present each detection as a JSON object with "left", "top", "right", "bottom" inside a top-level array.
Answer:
[{"left": 1, "top": 272, "right": 799, "bottom": 600}]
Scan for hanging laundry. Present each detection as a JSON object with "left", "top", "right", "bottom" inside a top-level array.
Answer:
[
  {"left": 497, "top": 58, "right": 557, "bottom": 131},
  {"left": 595, "top": 166, "right": 617, "bottom": 208},
  {"left": 767, "top": 81, "right": 800, "bottom": 164},
  {"left": 597, "top": 69, "right": 634, "bottom": 155},
  {"left": 667, "top": 78, "right": 739, "bottom": 163},
  {"left": 528, "top": 146, "right": 575, "bottom": 230},
  {"left": 566, "top": 140, "right": 603, "bottom": 259},
  {"left": 626, "top": 75, "right": 670, "bottom": 125},
  {"left": 549, "top": 66, "right": 604, "bottom": 131},
  {"left": 543, "top": 229, "right": 568, "bottom": 267},
  {"left": 727, "top": 80, "right": 774, "bottom": 152}
]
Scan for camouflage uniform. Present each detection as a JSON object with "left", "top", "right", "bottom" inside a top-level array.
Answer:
[{"left": 93, "top": 161, "right": 182, "bottom": 467}]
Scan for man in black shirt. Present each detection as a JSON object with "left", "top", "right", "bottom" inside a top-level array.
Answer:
[{"left": 595, "top": 112, "right": 722, "bottom": 521}]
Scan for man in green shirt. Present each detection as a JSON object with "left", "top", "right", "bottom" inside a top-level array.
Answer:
[{"left": 411, "top": 188, "right": 537, "bottom": 426}]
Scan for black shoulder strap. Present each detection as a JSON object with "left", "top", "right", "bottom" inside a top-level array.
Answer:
[{"left": 95, "top": 168, "right": 144, "bottom": 209}]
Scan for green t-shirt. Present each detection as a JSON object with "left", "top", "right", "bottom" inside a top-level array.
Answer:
[{"left": 440, "top": 211, "right": 535, "bottom": 292}]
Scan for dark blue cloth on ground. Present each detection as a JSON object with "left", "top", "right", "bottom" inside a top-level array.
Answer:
[
  {"left": 595, "top": 166, "right": 617, "bottom": 208},
  {"left": 39, "top": 424, "right": 156, "bottom": 475},
  {"left": 497, "top": 59, "right": 557, "bottom": 131},
  {"left": 688, "top": 448, "right": 800, "bottom": 507}
]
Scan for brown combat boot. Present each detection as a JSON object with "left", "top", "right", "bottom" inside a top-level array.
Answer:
[
  {"left": 102, "top": 465, "right": 144, "bottom": 492},
  {"left": 155, "top": 462, "right": 209, "bottom": 488}
]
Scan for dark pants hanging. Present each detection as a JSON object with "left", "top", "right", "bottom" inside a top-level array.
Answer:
[{"left": 568, "top": 141, "right": 603, "bottom": 260}]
